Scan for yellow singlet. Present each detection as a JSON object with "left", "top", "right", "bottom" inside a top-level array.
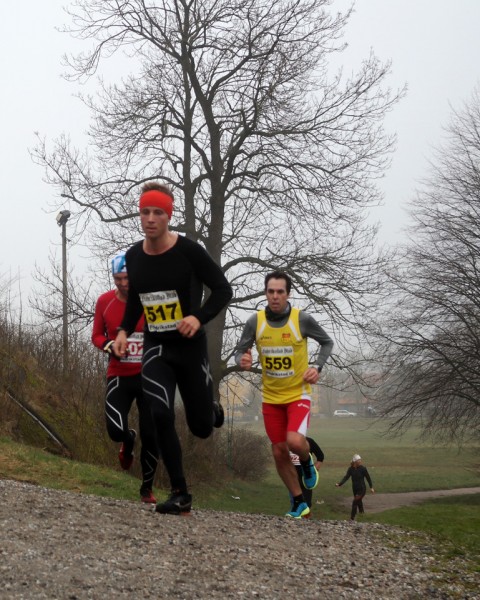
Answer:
[{"left": 256, "top": 307, "right": 311, "bottom": 404}]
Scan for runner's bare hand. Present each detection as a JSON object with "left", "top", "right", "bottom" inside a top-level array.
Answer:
[
  {"left": 303, "top": 367, "right": 320, "bottom": 384},
  {"left": 240, "top": 348, "right": 252, "bottom": 370},
  {"left": 113, "top": 330, "right": 128, "bottom": 357},
  {"left": 177, "top": 315, "right": 201, "bottom": 338}
]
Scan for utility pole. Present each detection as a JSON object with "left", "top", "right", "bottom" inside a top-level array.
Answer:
[{"left": 56, "top": 210, "right": 71, "bottom": 374}]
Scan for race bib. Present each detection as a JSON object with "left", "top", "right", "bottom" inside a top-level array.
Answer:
[
  {"left": 120, "top": 332, "right": 143, "bottom": 364},
  {"left": 289, "top": 451, "right": 301, "bottom": 466},
  {"left": 139, "top": 290, "right": 183, "bottom": 333},
  {"left": 261, "top": 346, "right": 294, "bottom": 378}
]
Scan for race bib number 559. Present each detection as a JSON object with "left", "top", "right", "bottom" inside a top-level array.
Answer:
[
  {"left": 261, "top": 346, "right": 294, "bottom": 378},
  {"left": 139, "top": 290, "right": 183, "bottom": 333}
]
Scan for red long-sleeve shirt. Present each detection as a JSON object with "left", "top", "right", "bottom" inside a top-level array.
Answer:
[{"left": 91, "top": 290, "right": 144, "bottom": 378}]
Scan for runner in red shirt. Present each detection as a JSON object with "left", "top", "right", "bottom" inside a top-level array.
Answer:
[{"left": 92, "top": 253, "right": 159, "bottom": 503}]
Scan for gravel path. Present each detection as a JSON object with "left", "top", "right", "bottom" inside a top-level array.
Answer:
[{"left": 0, "top": 479, "right": 478, "bottom": 599}]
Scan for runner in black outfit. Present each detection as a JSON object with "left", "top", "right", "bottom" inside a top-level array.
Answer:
[
  {"left": 113, "top": 182, "right": 232, "bottom": 515},
  {"left": 336, "top": 454, "right": 375, "bottom": 520}
]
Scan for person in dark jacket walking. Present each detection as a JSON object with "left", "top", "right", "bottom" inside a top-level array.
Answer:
[{"left": 335, "top": 454, "right": 375, "bottom": 520}]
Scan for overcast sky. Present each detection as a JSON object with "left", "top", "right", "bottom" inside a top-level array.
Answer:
[{"left": 1, "top": 0, "right": 480, "bottom": 311}]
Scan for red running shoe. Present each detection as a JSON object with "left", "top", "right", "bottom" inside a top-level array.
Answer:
[
  {"left": 140, "top": 487, "right": 157, "bottom": 504},
  {"left": 118, "top": 429, "right": 136, "bottom": 470}
]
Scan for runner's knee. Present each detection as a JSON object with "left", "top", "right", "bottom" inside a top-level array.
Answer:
[
  {"left": 271, "top": 442, "right": 290, "bottom": 464},
  {"left": 106, "top": 421, "right": 127, "bottom": 442},
  {"left": 186, "top": 414, "right": 213, "bottom": 439}
]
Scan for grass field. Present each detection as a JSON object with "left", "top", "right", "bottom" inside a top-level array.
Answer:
[
  {"left": 1, "top": 417, "right": 479, "bottom": 561},
  {"left": 234, "top": 417, "right": 480, "bottom": 560},
  {"left": 242, "top": 417, "right": 480, "bottom": 492}
]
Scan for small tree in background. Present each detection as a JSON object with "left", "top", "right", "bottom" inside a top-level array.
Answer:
[{"left": 369, "top": 87, "right": 480, "bottom": 444}]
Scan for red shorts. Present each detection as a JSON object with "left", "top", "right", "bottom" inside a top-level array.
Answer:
[{"left": 262, "top": 400, "right": 311, "bottom": 445}]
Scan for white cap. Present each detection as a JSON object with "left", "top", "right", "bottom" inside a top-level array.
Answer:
[{"left": 352, "top": 454, "right": 361, "bottom": 462}]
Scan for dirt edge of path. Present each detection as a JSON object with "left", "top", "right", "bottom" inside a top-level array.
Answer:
[{"left": 337, "top": 486, "right": 480, "bottom": 513}]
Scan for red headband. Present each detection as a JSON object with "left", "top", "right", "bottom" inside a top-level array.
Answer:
[{"left": 139, "top": 190, "right": 173, "bottom": 219}]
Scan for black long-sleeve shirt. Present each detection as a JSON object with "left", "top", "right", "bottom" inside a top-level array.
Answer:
[
  {"left": 306, "top": 437, "right": 325, "bottom": 463},
  {"left": 120, "top": 236, "right": 232, "bottom": 340},
  {"left": 338, "top": 465, "right": 373, "bottom": 494}
]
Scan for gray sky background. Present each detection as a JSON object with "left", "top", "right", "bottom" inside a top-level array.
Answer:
[{"left": 1, "top": 1, "right": 480, "bottom": 312}]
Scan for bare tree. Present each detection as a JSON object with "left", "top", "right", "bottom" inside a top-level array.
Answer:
[
  {"left": 30, "top": 252, "right": 97, "bottom": 334},
  {"left": 32, "top": 0, "right": 401, "bottom": 391},
  {"left": 369, "top": 87, "right": 480, "bottom": 444}
]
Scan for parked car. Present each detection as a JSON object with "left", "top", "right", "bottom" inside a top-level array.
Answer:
[{"left": 333, "top": 409, "right": 357, "bottom": 417}]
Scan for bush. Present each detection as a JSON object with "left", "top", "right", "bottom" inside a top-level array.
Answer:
[
  {"left": 0, "top": 308, "right": 270, "bottom": 490},
  {"left": 219, "top": 426, "right": 271, "bottom": 481}
]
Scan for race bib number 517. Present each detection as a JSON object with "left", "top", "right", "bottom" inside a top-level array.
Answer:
[{"left": 139, "top": 290, "right": 183, "bottom": 332}]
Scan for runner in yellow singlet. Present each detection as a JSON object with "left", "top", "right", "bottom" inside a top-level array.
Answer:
[{"left": 235, "top": 271, "right": 333, "bottom": 518}]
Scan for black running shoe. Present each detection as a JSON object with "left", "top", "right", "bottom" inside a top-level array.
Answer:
[
  {"left": 155, "top": 490, "right": 192, "bottom": 515},
  {"left": 213, "top": 401, "right": 224, "bottom": 428}
]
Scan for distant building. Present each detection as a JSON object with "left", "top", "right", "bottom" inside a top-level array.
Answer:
[{"left": 220, "top": 370, "right": 380, "bottom": 420}]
